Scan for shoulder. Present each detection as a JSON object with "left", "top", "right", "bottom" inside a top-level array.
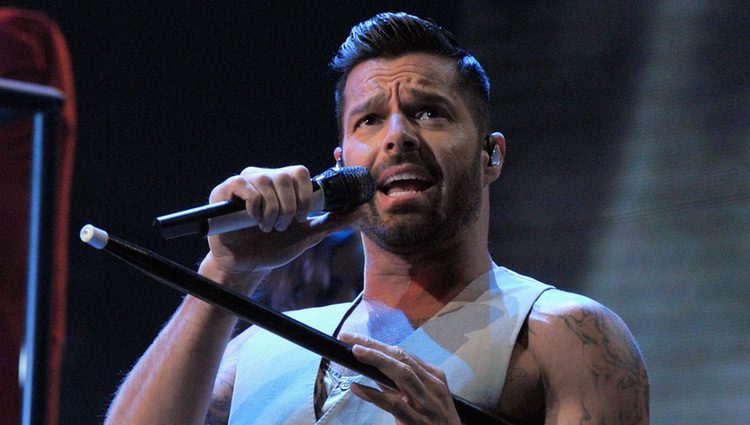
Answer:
[
  {"left": 528, "top": 289, "right": 642, "bottom": 359},
  {"left": 526, "top": 289, "right": 650, "bottom": 424}
]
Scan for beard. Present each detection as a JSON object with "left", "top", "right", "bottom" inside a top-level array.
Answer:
[{"left": 359, "top": 149, "right": 483, "bottom": 253}]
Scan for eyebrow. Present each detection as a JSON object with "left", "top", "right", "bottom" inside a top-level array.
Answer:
[
  {"left": 347, "top": 88, "right": 455, "bottom": 120},
  {"left": 346, "top": 93, "right": 387, "bottom": 122},
  {"left": 407, "top": 89, "right": 454, "bottom": 109}
]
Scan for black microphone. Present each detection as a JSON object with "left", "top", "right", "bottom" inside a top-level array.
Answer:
[{"left": 154, "top": 166, "right": 375, "bottom": 239}]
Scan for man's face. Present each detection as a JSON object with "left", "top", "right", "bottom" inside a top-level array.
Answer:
[{"left": 340, "top": 53, "right": 484, "bottom": 252}]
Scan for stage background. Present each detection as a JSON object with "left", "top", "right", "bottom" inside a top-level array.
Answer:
[{"left": 5, "top": 1, "right": 749, "bottom": 423}]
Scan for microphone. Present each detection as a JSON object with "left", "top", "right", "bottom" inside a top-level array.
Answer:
[{"left": 154, "top": 166, "right": 375, "bottom": 239}]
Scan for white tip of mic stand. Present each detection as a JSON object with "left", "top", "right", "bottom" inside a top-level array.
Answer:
[{"left": 80, "top": 224, "right": 109, "bottom": 249}]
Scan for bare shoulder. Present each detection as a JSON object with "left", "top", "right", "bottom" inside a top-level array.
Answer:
[
  {"left": 205, "top": 325, "right": 258, "bottom": 425},
  {"left": 527, "top": 289, "right": 649, "bottom": 424}
]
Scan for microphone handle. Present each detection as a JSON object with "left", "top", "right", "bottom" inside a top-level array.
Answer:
[
  {"left": 154, "top": 199, "right": 242, "bottom": 239},
  {"left": 154, "top": 191, "right": 325, "bottom": 239},
  {"left": 153, "top": 165, "right": 375, "bottom": 240}
]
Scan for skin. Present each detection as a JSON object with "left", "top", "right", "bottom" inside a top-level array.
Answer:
[{"left": 104, "top": 53, "right": 648, "bottom": 425}]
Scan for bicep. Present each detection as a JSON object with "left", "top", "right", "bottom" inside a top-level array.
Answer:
[
  {"left": 205, "top": 325, "right": 256, "bottom": 425},
  {"left": 533, "top": 294, "right": 649, "bottom": 424}
]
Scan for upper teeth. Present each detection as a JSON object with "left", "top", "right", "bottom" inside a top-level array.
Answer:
[{"left": 383, "top": 173, "right": 426, "bottom": 186}]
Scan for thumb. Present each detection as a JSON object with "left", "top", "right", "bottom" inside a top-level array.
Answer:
[
  {"left": 282, "top": 207, "right": 366, "bottom": 253},
  {"left": 307, "top": 207, "right": 366, "bottom": 233}
]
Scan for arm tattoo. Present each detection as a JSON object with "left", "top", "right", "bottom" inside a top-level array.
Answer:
[
  {"left": 576, "top": 397, "right": 592, "bottom": 425},
  {"left": 205, "top": 396, "right": 230, "bottom": 425},
  {"left": 560, "top": 309, "right": 648, "bottom": 425},
  {"left": 204, "top": 365, "right": 234, "bottom": 425}
]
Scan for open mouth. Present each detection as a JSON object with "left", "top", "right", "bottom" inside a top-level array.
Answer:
[{"left": 380, "top": 172, "right": 435, "bottom": 197}]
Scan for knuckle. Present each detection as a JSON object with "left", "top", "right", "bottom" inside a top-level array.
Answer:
[
  {"left": 275, "top": 172, "right": 293, "bottom": 188},
  {"left": 389, "top": 396, "right": 402, "bottom": 411},
  {"left": 253, "top": 174, "right": 273, "bottom": 187},
  {"left": 358, "top": 335, "right": 375, "bottom": 346},
  {"left": 393, "top": 347, "right": 409, "bottom": 362},
  {"left": 210, "top": 175, "right": 243, "bottom": 202},
  {"left": 399, "top": 364, "right": 414, "bottom": 381},
  {"left": 265, "top": 202, "right": 279, "bottom": 217},
  {"left": 290, "top": 166, "right": 310, "bottom": 181}
]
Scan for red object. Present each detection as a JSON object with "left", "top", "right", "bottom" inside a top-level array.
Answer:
[{"left": 0, "top": 8, "right": 76, "bottom": 425}]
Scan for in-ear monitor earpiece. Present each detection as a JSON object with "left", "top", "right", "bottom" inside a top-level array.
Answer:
[{"left": 484, "top": 135, "right": 502, "bottom": 167}]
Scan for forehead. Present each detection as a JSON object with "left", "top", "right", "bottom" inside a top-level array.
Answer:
[{"left": 343, "top": 53, "right": 460, "bottom": 104}]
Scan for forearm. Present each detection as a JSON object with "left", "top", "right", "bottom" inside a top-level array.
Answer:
[{"left": 104, "top": 256, "right": 266, "bottom": 425}]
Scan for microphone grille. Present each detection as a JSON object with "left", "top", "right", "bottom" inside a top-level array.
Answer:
[{"left": 315, "top": 166, "right": 375, "bottom": 212}]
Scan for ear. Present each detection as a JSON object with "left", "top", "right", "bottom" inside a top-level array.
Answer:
[
  {"left": 333, "top": 146, "right": 344, "bottom": 168},
  {"left": 482, "top": 132, "right": 505, "bottom": 185}
]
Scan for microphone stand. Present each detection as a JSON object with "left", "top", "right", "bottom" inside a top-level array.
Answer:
[{"left": 80, "top": 225, "right": 517, "bottom": 425}]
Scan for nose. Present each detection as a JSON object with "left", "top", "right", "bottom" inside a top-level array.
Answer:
[{"left": 381, "top": 112, "right": 419, "bottom": 154}]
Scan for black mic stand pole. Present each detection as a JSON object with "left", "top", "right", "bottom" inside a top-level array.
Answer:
[{"left": 79, "top": 225, "right": 517, "bottom": 425}]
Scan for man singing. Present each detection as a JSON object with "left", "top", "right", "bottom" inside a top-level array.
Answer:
[{"left": 105, "top": 12, "right": 649, "bottom": 425}]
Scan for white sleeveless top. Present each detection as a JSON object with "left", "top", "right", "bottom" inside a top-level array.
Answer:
[{"left": 229, "top": 264, "right": 552, "bottom": 424}]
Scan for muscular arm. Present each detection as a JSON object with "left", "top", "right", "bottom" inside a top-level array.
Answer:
[
  {"left": 104, "top": 257, "right": 264, "bottom": 425},
  {"left": 531, "top": 291, "right": 649, "bottom": 425},
  {"left": 103, "top": 165, "right": 358, "bottom": 424}
]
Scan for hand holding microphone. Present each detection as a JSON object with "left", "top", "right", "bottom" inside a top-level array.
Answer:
[
  {"left": 155, "top": 165, "right": 373, "bottom": 289},
  {"left": 155, "top": 165, "right": 374, "bottom": 239}
]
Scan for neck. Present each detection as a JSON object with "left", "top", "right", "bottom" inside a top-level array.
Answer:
[{"left": 360, "top": 211, "right": 492, "bottom": 316}]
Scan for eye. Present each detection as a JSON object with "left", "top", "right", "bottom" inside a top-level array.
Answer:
[
  {"left": 415, "top": 108, "right": 446, "bottom": 121},
  {"left": 354, "top": 114, "right": 380, "bottom": 129}
]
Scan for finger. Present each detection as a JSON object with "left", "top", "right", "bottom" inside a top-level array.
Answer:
[
  {"left": 340, "top": 333, "right": 428, "bottom": 376},
  {"left": 269, "top": 171, "right": 297, "bottom": 231},
  {"left": 341, "top": 333, "right": 450, "bottom": 397},
  {"left": 246, "top": 174, "right": 280, "bottom": 233},
  {"left": 350, "top": 382, "right": 422, "bottom": 424},
  {"left": 289, "top": 166, "right": 313, "bottom": 223},
  {"left": 306, "top": 208, "right": 365, "bottom": 233},
  {"left": 260, "top": 209, "right": 362, "bottom": 259},
  {"left": 339, "top": 332, "right": 399, "bottom": 353},
  {"left": 343, "top": 337, "right": 429, "bottom": 399},
  {"left": 209, "top": 175, "right": 264, "bottom": 221}
]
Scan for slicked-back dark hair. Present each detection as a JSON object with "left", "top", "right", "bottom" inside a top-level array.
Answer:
[{"left": 330, "top": 12, "right": 490, "bottom": 141}]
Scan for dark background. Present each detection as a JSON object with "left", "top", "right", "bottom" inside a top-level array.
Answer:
[{"left": 4, "top": 1, "right": 749, "bottom": 423}]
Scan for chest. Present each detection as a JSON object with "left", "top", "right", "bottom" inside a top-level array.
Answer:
[
  {"left": 330, "top": 302, "right": 428, "bottom": 376},
  {"left": 229, "top": 268, "right": 554, "bottom": 425}
]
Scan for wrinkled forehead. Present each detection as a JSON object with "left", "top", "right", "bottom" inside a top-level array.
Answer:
[{"left": 343, "top": 53, "right": 460, "bottom": 107}]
